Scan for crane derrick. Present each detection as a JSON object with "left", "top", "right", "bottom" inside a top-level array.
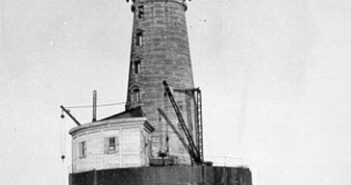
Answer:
[{"left": 162, "top": 80, "right": 203, "bottom": 165}]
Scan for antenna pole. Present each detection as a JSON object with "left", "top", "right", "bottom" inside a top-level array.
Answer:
[{"left": 92, "top": 90, "right": 97, "bottom": 122}]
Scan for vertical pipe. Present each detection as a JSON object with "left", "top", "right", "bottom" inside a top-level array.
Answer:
[
  {"left": 93, "top": 169, "right": 97, "bottom": 185},
  {"left": 198, "top": 89, "right": 204, "bottom": 161},
  {"left": 193, "top": 90, "right": 200, "bottom": 152},
  {"left": 92, "top": 90, "right": 97, "bottom": 122}
]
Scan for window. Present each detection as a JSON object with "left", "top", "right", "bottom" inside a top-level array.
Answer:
[
  {"left": 104, "top": 136, "right": 119, "bottom": 154},
  {"left": 109, "top": 137, "right": 116, "bottom": 151},
  {"left": 132, "top": 89, "right": 141, "bottom": 102},
  {"left": 134, "top": 60, "right": 141, "bottom": 74},
  {"left": 138, "top": 6, "right": 144, "bottom": 19},
  {"left": 135, "top": 31, "right": 143, "bottom": 46},
  {"left": 79, "top": 141, "right": 86, "bottom": 158}
]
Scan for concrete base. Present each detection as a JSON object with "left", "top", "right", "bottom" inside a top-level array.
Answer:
[{"left": 69, "top": 166, "right": 252, "bottom": 185}]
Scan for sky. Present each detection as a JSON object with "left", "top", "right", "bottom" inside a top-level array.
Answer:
[{"left": 1, "top": 0, "right": 351, "bottom": 185}]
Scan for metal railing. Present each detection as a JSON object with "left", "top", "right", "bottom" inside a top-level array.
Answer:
[{"left": 204, "top": 155, "right": 248, "bottom": 167}]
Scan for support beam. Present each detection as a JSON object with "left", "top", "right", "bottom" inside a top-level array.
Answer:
[{"left": 60, "top": 105, "right": 81, "bottom": 126}]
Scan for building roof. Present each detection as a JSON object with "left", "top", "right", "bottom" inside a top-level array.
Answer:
[
  {"left": 69, "top": 106, "right": 154, "bottom": 135},
  {"left": 99, "top": 106, "right": 146, "bottom": 121}
]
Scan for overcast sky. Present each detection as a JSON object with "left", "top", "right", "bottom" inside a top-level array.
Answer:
[{"left": 1, "top": 0, "right": 351, "bottom": 185}]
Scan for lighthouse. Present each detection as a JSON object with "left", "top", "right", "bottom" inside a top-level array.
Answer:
[
  {"left": 67, "top": 0, "right": 252, "bottom": 184},
  {"left": 125, "top": 0, "right": 201, "bottom": 165},
  {"left": 68, "top": 0, "right": 202, "bottom": 173}
]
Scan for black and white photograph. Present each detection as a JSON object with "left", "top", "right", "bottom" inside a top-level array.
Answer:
[{"left": 0, "top": 0, "right": 350, "bottom": 185}]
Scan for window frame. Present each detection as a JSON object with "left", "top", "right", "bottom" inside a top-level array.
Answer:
[
  {"left": 109, "top": 137, "right": 116, "bottom": 151},
  {"left": 134, "top": 60, "right": 141, "bottom": 74},
  {"left": 138, "top": 5, "right": 144, "bottom": 19},
  {"left": 132, "top": 89, "right": 141, "bottom": 103},
  {"left": 135, "top": 31, "right": 143, "bottom": 46},
  {"left": 105, "top": 136, "right": 119, "bottom": 154},
  {"left": 79, "top": 141, "right": 87, "bottom": 158}
]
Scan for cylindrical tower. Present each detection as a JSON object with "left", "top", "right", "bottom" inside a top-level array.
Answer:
[{"left": 126, "top": 0, "right": 196, "bottom": 164}]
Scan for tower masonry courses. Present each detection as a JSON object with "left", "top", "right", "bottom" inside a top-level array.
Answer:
[{"left": 126, "top": 0, "right": 197, "bottom": 164}]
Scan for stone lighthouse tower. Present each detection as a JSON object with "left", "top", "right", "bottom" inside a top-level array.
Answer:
[{"left": 126, "top": 0, "right": 199, "bottom": 164}]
